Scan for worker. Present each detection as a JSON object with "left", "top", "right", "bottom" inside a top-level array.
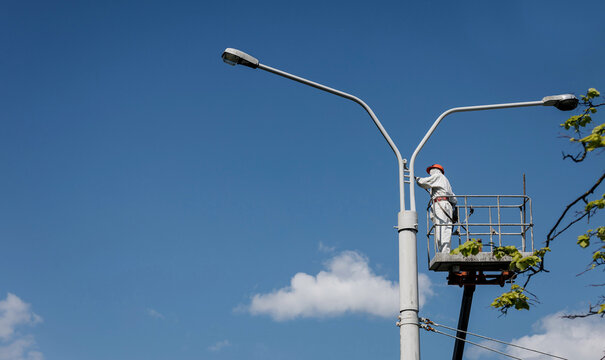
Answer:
[{"left": 416, "top": 164, "right": 457, "bottom": 253}]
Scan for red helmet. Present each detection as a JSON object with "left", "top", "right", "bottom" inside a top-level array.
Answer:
[{"left": 426, "top": 164, "right": 444, "bottom": 174}]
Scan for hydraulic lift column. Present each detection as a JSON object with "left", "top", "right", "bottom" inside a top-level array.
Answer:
[{"left": 452, "top": 284, "right": 475, "bottom": 360}]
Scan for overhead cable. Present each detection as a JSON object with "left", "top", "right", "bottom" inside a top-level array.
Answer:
[
  {"left": 420, "top": 318, "right": 567, "bottom": 360},
  {"left": 420, "top": 324, "right": 523, "bottom": 360}
]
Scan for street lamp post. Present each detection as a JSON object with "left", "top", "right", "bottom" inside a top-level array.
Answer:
[{"left": 221, "top": 47, "right": 578, "bottom": 360}]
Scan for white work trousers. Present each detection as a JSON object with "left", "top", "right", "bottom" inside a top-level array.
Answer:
[{"left": 432, "top": 201, "right": 453, "bottom": 253}]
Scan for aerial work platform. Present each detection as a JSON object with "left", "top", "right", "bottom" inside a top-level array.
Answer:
[
  {"left": 429, "top": 251, "right": 532, "bottom": 272},
  {"left": 426, "top": 194, "right": 534, "bottom": 274},
  {"left": 421, "top": 187, "right": 536, "bottom": 360}
]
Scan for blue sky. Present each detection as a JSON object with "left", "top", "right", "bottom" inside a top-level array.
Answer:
[{"left": 1, "top": 1, "right": 604, "bottom": 359}]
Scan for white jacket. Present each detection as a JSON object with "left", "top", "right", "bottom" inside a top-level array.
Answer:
[{"left": 416, "top": 169, "right": 457, "bottom": 205}]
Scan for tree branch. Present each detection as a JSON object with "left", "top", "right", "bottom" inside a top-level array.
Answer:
[
  {"left": 546, "top": 171, "right": 605, "bottom": 245},
  {"left": 561, "top": 295, "right": 604, "bottom": 319},
  {"left": 519, "top": 171, "right": 605, "bottom": 288},
  {"left": 562, "top": 142, "right": 588, "bottom": 162}
]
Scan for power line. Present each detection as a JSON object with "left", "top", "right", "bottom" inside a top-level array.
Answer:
[
  {"left": 420, "top": 324, "right": 523, "bottom": 360},
  {"left": 420, "top": 318, "right": 568, "bottom": 360}
]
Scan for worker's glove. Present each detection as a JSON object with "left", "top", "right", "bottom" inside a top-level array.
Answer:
[{"left": 414, "top": 176, "right": 420, "bottom": 183}]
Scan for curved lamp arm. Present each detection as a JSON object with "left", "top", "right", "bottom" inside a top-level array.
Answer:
[
  {"left": 222, "top": 48, "right": 406, "bottom": 211},
  {"left": 409, "top": 100, "right": 545, "bottom": 211},
  {"left": 259, "top": 63, "right": 406, "bottom": 211}
]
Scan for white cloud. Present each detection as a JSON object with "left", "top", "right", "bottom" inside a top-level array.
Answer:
[
  {"left": 0, "top": 293, "right": 43, "bottom": 360},
  {"left": 208, "top": 340, "right": 231, "bottom": 352},
  {"left": 466, "top": 311, "right": 605, "bottom": 360},
  {"left": 0, "top": 294, "right": 41, "bottom": 341},
  {"left": 318, "top": 242, "right": 336, "bottom": 253},
  {"left": 0, "top": 336, "right": 43, "bottom": 360},
  {"left": 245, "top": 250, "right": 433, "bottom": 321},
  {"left": 146, "top": 308, "right": 165, "bottom": 320},
  {"left": 507, "top": 312, "right": 604, "bottom": 360}
]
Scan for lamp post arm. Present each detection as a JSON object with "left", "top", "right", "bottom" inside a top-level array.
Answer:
[
  {"left": 258, "top": 63, "right": 406, "bottom": 211},
  {"left": 408, "top": 100, "right": 544, "bottom": 211}
]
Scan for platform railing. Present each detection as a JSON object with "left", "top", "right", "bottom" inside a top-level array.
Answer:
[{"left": 426, "top": 195, "right": 533, "bottom": 260}]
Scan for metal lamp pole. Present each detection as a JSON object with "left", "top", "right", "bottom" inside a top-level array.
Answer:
[{"left": 221, "top": 47, "right": 579, "bottom": 360}]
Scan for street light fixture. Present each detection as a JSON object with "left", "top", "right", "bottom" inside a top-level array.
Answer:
[
  {"left": 222, "top": 48, "right": 259, "bottom": 68},
  {"left": 542, "top": 94, "right": 579, "bottom": 111},
  {"left": 221, "top": 47, "right": 579, "bottom": 360}
]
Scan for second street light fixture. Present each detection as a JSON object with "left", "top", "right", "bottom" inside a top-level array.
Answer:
[
  {"left": 542, "top": 94, "right": 579, "bottom": 110},
  {"left": 221, "top": 47, "right": 579, "bottom": 360}
]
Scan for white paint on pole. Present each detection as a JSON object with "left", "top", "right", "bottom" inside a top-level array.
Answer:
[{"left": 398, "top": 210, "right": 420, "bottom": 360}]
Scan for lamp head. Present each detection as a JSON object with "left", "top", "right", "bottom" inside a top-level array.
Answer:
[
  {"left": 221, "top": 48, "right": 259, "bottom": 69},
  {"left": 542, "top": 94, "right": 579, "bottom": 111}
]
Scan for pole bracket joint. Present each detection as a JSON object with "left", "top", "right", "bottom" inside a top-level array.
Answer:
[
  {"left": 396, "top": 314, "right": 420, "bottom": 327},
  {"left": 396, "top": 211, "right": 418, "bottom": 233}
]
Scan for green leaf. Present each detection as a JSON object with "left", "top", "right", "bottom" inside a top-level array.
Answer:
[
  {"left": 451, "top": 239, "right": 482, "bottom": 256},
  {"left": 597, "top": 227, "right": 605, "bottom": 241},
  {"left": 515, "top": 255, "right": 541, "bottom": 271},
  {"left": 491, "top": 285, "right": 531, "bottom": 313},
  {"left": 561, "top": 114, "right": 593, "bottom": 132},
  {"left": 493, "top": 245, "right": 519, "bottom": 260},
  {"left": 577, "top": 124, "right": 605, "bottom": 152},
  {"left": 585, "top": 194, "right": 605, "bottom": 211},
  {"left": 577, "top": 234, "right": 591, "bottom": 248},
  {"left": 587, "top": 88, "right": 601, "bottom": 99},
  {"left": 491, "top": 246, "right": 539, "bottom": 271},
  {"left": 533, "top": 247, "right": 551, "bottom": 257}
]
